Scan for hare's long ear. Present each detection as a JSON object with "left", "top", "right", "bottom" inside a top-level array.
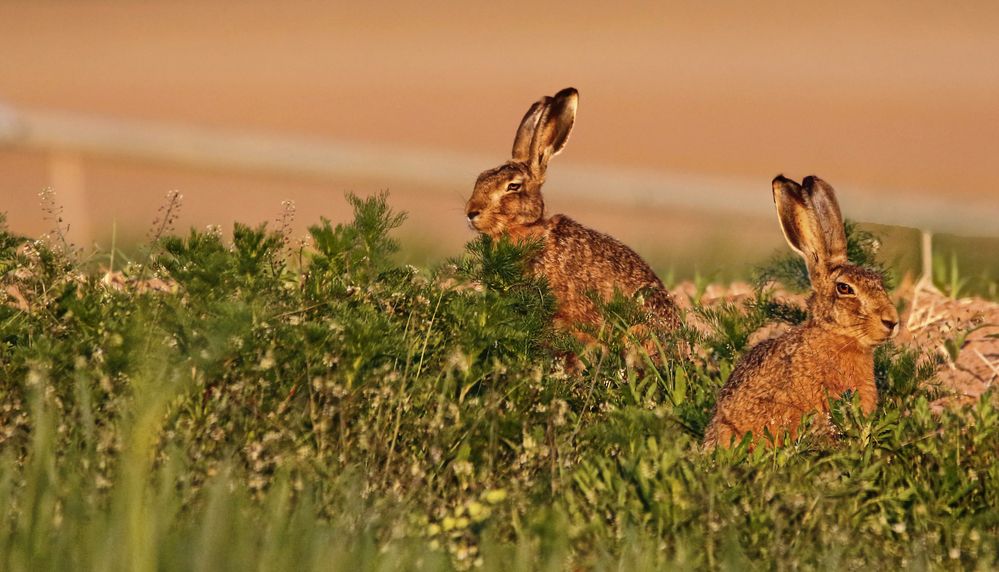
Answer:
[
  {"left": 803, "top": 176, "right": 848, "bottom": 266},
  {"left": 772, "top": 175, "right": 829, "bottom": 281},
  {"left": 512, "top": 98, "right": 550, "bottom": 163},
  {"left": 528, "top": 87, "right": 578, "bottom": 174}
]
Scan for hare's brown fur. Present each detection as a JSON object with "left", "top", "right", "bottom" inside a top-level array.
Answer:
[
  {"left": 466, "top": 88, "right": 679, "bottom": 343},
  {"left": 703, "top": 176, "right": 899, "bottom": 448},
  {"left": 534, "top": 215, "right": 677, "bottom": 335}
]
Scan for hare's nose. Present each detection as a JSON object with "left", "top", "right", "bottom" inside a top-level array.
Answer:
[
  {"left": 467, "top": 210, "right": 480, "bottom": 221},
  {"left": 881, "top": 318, "right": 898, "bottom": 336}
]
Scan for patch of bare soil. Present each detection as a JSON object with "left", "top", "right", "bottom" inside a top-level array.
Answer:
[{"left": 897, "top": 282, "right": 999, "bottom": 406}]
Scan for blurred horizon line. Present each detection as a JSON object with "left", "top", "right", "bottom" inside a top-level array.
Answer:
[{"left": 2, "top": 103, "right": 997, "bottom": 238}]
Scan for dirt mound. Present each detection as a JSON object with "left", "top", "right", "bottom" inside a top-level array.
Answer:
[{"left": 898, "top": 283, "right": 999, "bottom": 405}]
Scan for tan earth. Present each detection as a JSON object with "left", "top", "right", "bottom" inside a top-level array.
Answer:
[{"left": 899, "top": 286, "right": 999, "bottom": 406}]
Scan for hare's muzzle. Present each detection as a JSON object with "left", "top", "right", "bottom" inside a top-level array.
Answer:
[
  {"left": 879, "top": 309, "right": 900, "bottom": 339},
  {"left": 466, "top": 209, "right": 482, "bottom": 231}
]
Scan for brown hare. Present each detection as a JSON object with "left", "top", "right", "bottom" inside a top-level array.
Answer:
[
  {"left": 703, "top": 175, "right": 899, "bottom": 449},
  {"left": 465, "top": 87, "right": 679, "bottom": 351}
]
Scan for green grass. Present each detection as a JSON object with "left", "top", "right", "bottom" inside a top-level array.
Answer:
[{"left": 0, "top": 200, "right": 997, "bottom": 571}]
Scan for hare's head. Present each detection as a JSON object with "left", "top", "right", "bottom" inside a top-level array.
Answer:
[
  {"left": 772, "top": 175, "right": 899, "bottom": 347},
  {"left": 465, "top": 87, "right": 578, "bottom": 238}
]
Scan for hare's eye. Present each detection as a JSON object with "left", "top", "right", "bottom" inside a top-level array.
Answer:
[
  {"left": 506, "top": 182, "right": 522, "bottom": 192},
  {"left": 836, "top": 282, "right": 855, "bottom": 296}
]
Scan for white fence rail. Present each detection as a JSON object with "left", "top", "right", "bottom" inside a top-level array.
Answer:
[{"left": 0, "top": 104, "right": 995, "bottom": 239}]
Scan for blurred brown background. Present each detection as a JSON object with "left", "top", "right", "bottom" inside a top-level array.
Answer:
[{"left": 1, "top": 1, "right": 997, "bottom": 277}]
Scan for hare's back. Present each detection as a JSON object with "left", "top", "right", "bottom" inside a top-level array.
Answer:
[
  {"left": 713, "top": 327, "right": 845, "bottom": 428},
  {"left": 716, "top": 334, "right": 796, "bottom": 404},
  {"left": 706, "top": 333, "right": 803, "bottom": 444},
  {"left": 538, "top": 215, "right": 663, "bottom": 294}
]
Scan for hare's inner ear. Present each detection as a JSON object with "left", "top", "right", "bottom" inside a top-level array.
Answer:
[
  {"left": 529, "top": 87, "right": 578, "bottom": 173},
  {"left": 772, "top": 175, "right": 828, "bottom": 280},
  {"left": 803, "top": 176, "right": 848, "bottom": 265},
  {"left": 512, "top": 98, "right": 549, "bottom": 163}
]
